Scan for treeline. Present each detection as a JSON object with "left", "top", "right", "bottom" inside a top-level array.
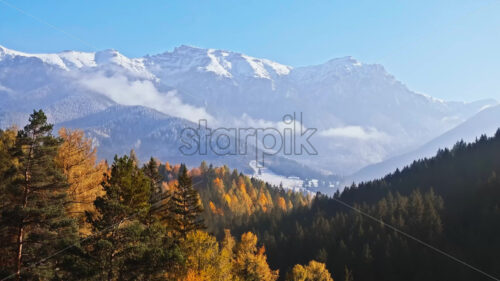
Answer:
[
  {"left": 0, "top": 110, "right": 330, "bottom": 281},
  {"left": 154, "top": 160, "right": 311, "bottom": 236},
  {"left": 232, "top": 131, "right": 500, "bottom": 281}
]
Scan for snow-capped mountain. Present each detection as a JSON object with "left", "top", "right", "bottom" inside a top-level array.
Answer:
[{"left": 0, "top": 44, "right": 496, "bottom": 179}]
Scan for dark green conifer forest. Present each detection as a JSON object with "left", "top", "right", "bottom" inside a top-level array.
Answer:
[{"left": 232, "top": 131, "right": 500, "bottom": 281}]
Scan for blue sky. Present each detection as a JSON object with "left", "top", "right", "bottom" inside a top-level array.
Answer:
[{"left": 0, "top": 0, "right": 499, "bottom": 101}]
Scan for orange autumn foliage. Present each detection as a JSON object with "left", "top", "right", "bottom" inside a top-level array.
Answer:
[
  {"left": 209, "top": 201, "right": 224, "bottom": 216},
  {"left": 277, "top": 196, "right": 287, "bottom": 211},
  {"left": 55, "top": 128, "right": 107, "bottom": 232},
  {"left": 214, "top": 177, "right": 225, "bottom": 194},
  {"left": 155, "top": 161, "right": 311, "bottom": 237},
  {"left": 234, "top": 232, "right": 279, "bottom": 281}
]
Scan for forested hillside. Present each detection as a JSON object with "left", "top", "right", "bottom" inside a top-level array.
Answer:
[
  {"left": 0, "top": 110, "right": 325, "bottom": 281},
  {"left": 153, "top": 160, "right": 311, "bottom": 236},
  {"left": 233, "top": 130, "right": 500, "bottom": 281},
  {"left": 3, "top": 110, "right": 500, "bottom": 281}
]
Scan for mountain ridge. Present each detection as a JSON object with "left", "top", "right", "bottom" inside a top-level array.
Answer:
[{"left": 0, "top": 44, "right": 496, "bottom": 179}]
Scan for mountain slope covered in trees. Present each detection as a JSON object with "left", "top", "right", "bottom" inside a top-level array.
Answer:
[
  {"left": 231, "top": 129, "right": 500, "bottom": 281},
  {"left": 3, "top": 110, "right": 500, "bottom": 280},
  {"left": 0, "top": 111, "right": 324, "bottom": 281}
]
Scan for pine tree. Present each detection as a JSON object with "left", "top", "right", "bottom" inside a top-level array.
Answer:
[
  {"left": 0, "top": 110, "right": 78, "bottom": 281},
  {"left": 167, "top": 164, "right": 205, "bottom": 239},
  {"left": 85, "top": 155, "right": 180, "bottom": 280},
  {"left": 142, "top": 157, "right": 163, "bottom": 204},
  {"left": 142, "top": 157, "right": 171, "bottom": 224},
  {"left": 85, "top": 155, "right": 149, "bottom": 280}
]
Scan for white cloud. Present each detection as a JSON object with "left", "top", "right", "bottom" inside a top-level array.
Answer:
[
  {"left": 79, "top": 73, "right": 214, "bottom": 123},
  {"left": 0, "top": 84, "right": 13, "bottom": 93},
  {"left": 231, "top": 113, "right": 308, "bottom": 133},
  {"left": 319, "top": 126, "right": 389, "bottom": 141}
]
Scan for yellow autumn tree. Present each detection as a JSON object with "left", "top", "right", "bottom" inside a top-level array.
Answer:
[
  {"left": 243, "top": 176, "right": 257, "bottom": 201},
  {"left": 277, "top": 196, "right": 287, "bottom": 211},
  {"left": 184, "top": 271, "right": 206, "bottom": 281},
  {"left": 55, "top": 128, "right": 107, "bottom": 231},
  {"left": 218, "top": 230, "right": 237, "bottom": 281},
  {"left": 233, "top": 232, "right": 279, "bottom": 281},
  {"left": 287, "top": 260, "right": 334, "bottom": 281},
  {"left": 209, "top": 201, "right": 224, "bottom": 215},
  {"left": 214, "top": 177, "right": 225, "bottom": 194},
  {"left": 237, "top": 178, "right": 253, "bottom": 213},
  {"left": 258, "top": 192, "right": 270, "bottom": 212},
  {"left": 224, "top": 193, "right": 232, "bottom": 207},
  {"left": 0, "top": 127, "right": 17, "bottom": 194},
  {"left": 180, "top": 230, "right": 221, "bottom": 280},
  {"left": 0, "top": 127, "right": 17, "bottom": 269},
  {"left": 0, "top": 128, "right": 18, "bottom": 276}
]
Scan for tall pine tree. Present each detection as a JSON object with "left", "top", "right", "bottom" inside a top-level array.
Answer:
[
  {"left": 142, "top": 158, "right": 163, "bottom": 204},
  {"left": 84, "top": 155, "right": 180, "bottom": 281},
  {"left": 0, "top": 110, "right": 78, "bottom": 281},
  {"left": 167, "top": 164, "right": 205, "bottom": 239},
  {"left": 142, "top": 157, "right": 170, "bottom": 224}
]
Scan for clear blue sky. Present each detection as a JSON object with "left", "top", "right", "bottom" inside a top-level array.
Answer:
[{"left": 1, "top": 0, "right": 499, "bottom": 101}]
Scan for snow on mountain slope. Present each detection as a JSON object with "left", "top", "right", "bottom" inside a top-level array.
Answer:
[
  {"left": 0, "top": 44, "right": 496, "bottom": 177},
  {"left": 143, "top": 46, "right": 496, "bottom": 173},
  {"left": 0, "top": 45, "right": 71, "bottom": 70},
  {"left": 350, "top": 104, "right": 500, "bottom": 183},
  {"left": 145, "top": 45, "right": 291, "bottom": 79},
  {"left": 143, "top": 46, "right": 497, "bottom": 173},
  {"left": 0, "top": 45, "right": 154, "bottom": 78},
  {"left": 249, "top": 160, "right": 308, "bottom": 193}
]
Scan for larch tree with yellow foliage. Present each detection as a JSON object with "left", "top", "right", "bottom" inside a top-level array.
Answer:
[
  {"left": 233, "top": 232, "right": 279, "bottom": 281},
  {"left": 0, "top": 127, "right": 18, "bottom": 270},
  {"left": 179, "top": 230, "right": 221, "bottom": 280},
  {"left": 178, "top": 230, "right": 281, "bottom": 281},
  {"left": 287, "top": 260, "right": 334, "bottom": 281},
  {"left": 0, "top": 127, "right": 17, "bottom": 206},
  {"left": 218, "top": 230, "right": 237, "bottom": 281},
  {"left": 55, "top": 128, "right": 107, "bottom": 230}
]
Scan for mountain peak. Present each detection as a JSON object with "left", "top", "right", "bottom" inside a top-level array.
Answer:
[
  {"left": 95, "top": 49, "right": 124, "bottom": 63},
  {"left": 0, "top": 45, "right": 23, "bottom": 58},
  {"left": 148, "top": 45, "right": 292, "bottom": 79},
  {"left": 174, "top": 44, "right": 205, "bottom": 52},
  {"left": 0, "top": 44, "right": 496, "bottom": 178}
]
